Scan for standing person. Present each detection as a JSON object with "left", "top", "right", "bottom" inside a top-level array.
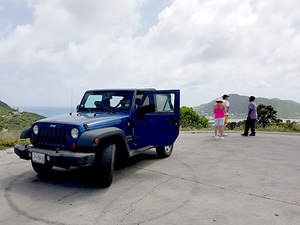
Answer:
[
  {"left": 214, "top": 97, "right": 226, "bottom": 140},
  {"left": 241, "top": 96, "right": 258, "bottom": 136},
  {"left": 222, "top": 94, "right": 230, "bottom": 136}
]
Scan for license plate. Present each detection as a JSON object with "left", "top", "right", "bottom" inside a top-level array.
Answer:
[{"left": 32, "top": 152, "right": 45, "bottom": 164}]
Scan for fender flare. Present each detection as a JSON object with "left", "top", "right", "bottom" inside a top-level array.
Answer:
[
  {"left": 77, "top": 127, "right": 130, "bottom": 152},
  {"left": 20, "top": 127, "right": 31, "bottom": 139}
]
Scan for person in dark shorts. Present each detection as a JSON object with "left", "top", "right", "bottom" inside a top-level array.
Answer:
[{"left": 241, "top": 96, "right": 258, "bottom": 136}]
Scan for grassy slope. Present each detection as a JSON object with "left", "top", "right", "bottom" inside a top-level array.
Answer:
[{"left": 0, "top": 100, "right": 45, "bottom": 149}]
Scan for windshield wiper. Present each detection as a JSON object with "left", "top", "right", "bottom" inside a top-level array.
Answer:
[
  {"left": 101, "top": 107, "right": 115, "bottom": 114},
  {"left": 81, "top": 107, "right": 115, "bottom": 114},
  {"left": 80, "top": 108, "right": 94, "bottom": 113}
]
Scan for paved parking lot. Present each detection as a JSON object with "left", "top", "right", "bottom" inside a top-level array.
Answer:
[{"left": 0, "top": 132, "right": 300, "bottom": 225}]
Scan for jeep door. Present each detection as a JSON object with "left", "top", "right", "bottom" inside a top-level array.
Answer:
[{"left": 134, "top": 90, "right": 180, "bottom": 146}]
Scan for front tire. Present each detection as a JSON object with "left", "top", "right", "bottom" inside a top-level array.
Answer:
[
  {"left": 92, "top": 143, "right": 116, "bottom": 188},
  {"left": 156, "top": 145, "right": 174, "bottom": 158}
]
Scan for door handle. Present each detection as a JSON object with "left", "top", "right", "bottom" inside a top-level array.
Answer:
[{"left": 167, "top": 118, "right": 179, "bottom": 123}]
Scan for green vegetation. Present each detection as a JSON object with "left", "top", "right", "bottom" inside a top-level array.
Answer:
[
  {"left": 226, "top": 120, "right": 300, "bottom": 133},
  {"left": 226, "top": 104, "right": 300, "bottom": 133},
  {"left": 180, "top": 106, "right": 210, "bottom": 130},
  {"left": 0, "top": 135, "right": 29, "bottom": 150},
  {"left": 0, "top": 101, "right": 44, "bottom": 150},
  {"left": 181, "top": 105, "right": 300, "bottom": 133},
  {"left": 0, "top": 111, "right": 44, "bottom": 130}
]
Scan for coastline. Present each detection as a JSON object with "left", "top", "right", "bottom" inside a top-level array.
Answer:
[{"left": 13, "top": 106, "right": 75, "bottom": 117}]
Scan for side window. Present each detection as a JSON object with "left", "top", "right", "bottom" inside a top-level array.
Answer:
[
  {"left": 141, "top": 93, "right": 175, "bottom": 114},
  {"left": 156, "top": 93, "right": 175, "bottom": 113}
]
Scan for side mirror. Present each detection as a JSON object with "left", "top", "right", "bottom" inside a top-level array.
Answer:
[
  {"left": 136, "top": 106, "right": 146, "bottom": 120},
  {"left": 136, "top": 104, "right": 155, "bottom": 120}
]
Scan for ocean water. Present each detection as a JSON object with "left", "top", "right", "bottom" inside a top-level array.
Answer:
[{"left": 14, "top": 106, "right": 76, "bottom": 117}]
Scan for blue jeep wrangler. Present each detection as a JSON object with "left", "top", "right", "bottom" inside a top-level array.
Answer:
[{"left": 14, "top": 89, "right": 180, "bottom": 187}]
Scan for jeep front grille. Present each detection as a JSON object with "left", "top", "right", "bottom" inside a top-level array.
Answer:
[{"left": 37, "top": 126, "right": 67, "bottom": 148}]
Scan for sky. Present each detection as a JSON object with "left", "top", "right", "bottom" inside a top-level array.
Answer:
[{"left": 1, "top": 0, "right": 300, "bottom": 108}]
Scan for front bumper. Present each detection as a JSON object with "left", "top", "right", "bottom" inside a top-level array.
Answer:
[{"left": 14, "top": 144, "right": 95, "bottom": 169}]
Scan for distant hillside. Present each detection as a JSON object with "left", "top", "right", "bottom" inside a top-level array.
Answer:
[
  {"left": 0, "top": 100, "right": 44, "bottom": 131},
  {"left": 194, "top": 94, "right": 300, "bottom": 119},
  {"left": 0, "top": 100, "right": 12, "bottom": 114}
]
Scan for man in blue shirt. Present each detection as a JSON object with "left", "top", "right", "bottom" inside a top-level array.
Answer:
[{"left": 241, "top": 96, "right": 258, "bottom": 136}]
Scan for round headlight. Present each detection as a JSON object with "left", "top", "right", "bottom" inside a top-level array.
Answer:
[
  {"left": 70, "top": 128, "right": 79, "bottom": 139},
  {"left": 33, "top": 125, "right": 39, "bottom": 135}
]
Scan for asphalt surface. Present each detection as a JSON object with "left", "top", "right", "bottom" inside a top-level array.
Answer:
[{"left": 0, "top": 132, "right": 299, "bottom": 225}]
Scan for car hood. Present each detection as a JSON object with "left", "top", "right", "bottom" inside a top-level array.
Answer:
[{"left": 37, "top": 112, "right": 130, "bottom": 128}]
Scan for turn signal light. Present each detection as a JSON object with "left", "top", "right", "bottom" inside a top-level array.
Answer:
[{"left": 72, "top": 142, "right": 76, "bottom": 148}]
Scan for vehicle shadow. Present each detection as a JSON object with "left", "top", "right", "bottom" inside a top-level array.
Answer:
[{"left": 34, "top": 149, "right": 162, "bottom": 189}]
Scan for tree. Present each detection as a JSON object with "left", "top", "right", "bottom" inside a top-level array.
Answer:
[
  {"left": 283, "top": 120, "right": 298, "bottom": 130},
  {"left": 180, "top": 106, "right": 209, "bottom": 129},
  {"left": 257, "top": 104, "right": 282, "bottom": 127}
]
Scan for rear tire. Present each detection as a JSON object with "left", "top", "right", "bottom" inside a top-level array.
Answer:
[
  {"left": 156, "top": 145, "right": 174, "bottom": 158},
  {"left": 31, "top": 162, "right": 53, "bottom": 175}
]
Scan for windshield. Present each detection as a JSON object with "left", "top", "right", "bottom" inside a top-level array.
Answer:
[{"left": 79, "top": 91, "right": 133, "bottom": 111}]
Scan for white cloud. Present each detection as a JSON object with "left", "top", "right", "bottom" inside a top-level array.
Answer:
[{"left": 0, "top": 0, "right": 300, "bottom": 108}]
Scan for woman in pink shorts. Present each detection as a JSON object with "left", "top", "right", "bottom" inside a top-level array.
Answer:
[{"left": 214, "top": 97, "right": 226, "bottom": 140}]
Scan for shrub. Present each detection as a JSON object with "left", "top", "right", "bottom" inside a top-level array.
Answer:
[
  {"left": 226, "top": 121, "right": 246, "bottom": 130},
  {"left": 226, "top": 122, "right": 237, "bottom": 130},
  {"left": 0, "top": 130, "right": 30, "bottom": 150},
  {"left": 281, "top": 120, "right": 300, "bottom": 132},
  {"left": 180, "top": 106, "right": 209, "bottom": 129}
]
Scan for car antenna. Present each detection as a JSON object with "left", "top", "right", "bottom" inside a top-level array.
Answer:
[{"left": 70, "top": 80, "right": 73, "bottom": 115}]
